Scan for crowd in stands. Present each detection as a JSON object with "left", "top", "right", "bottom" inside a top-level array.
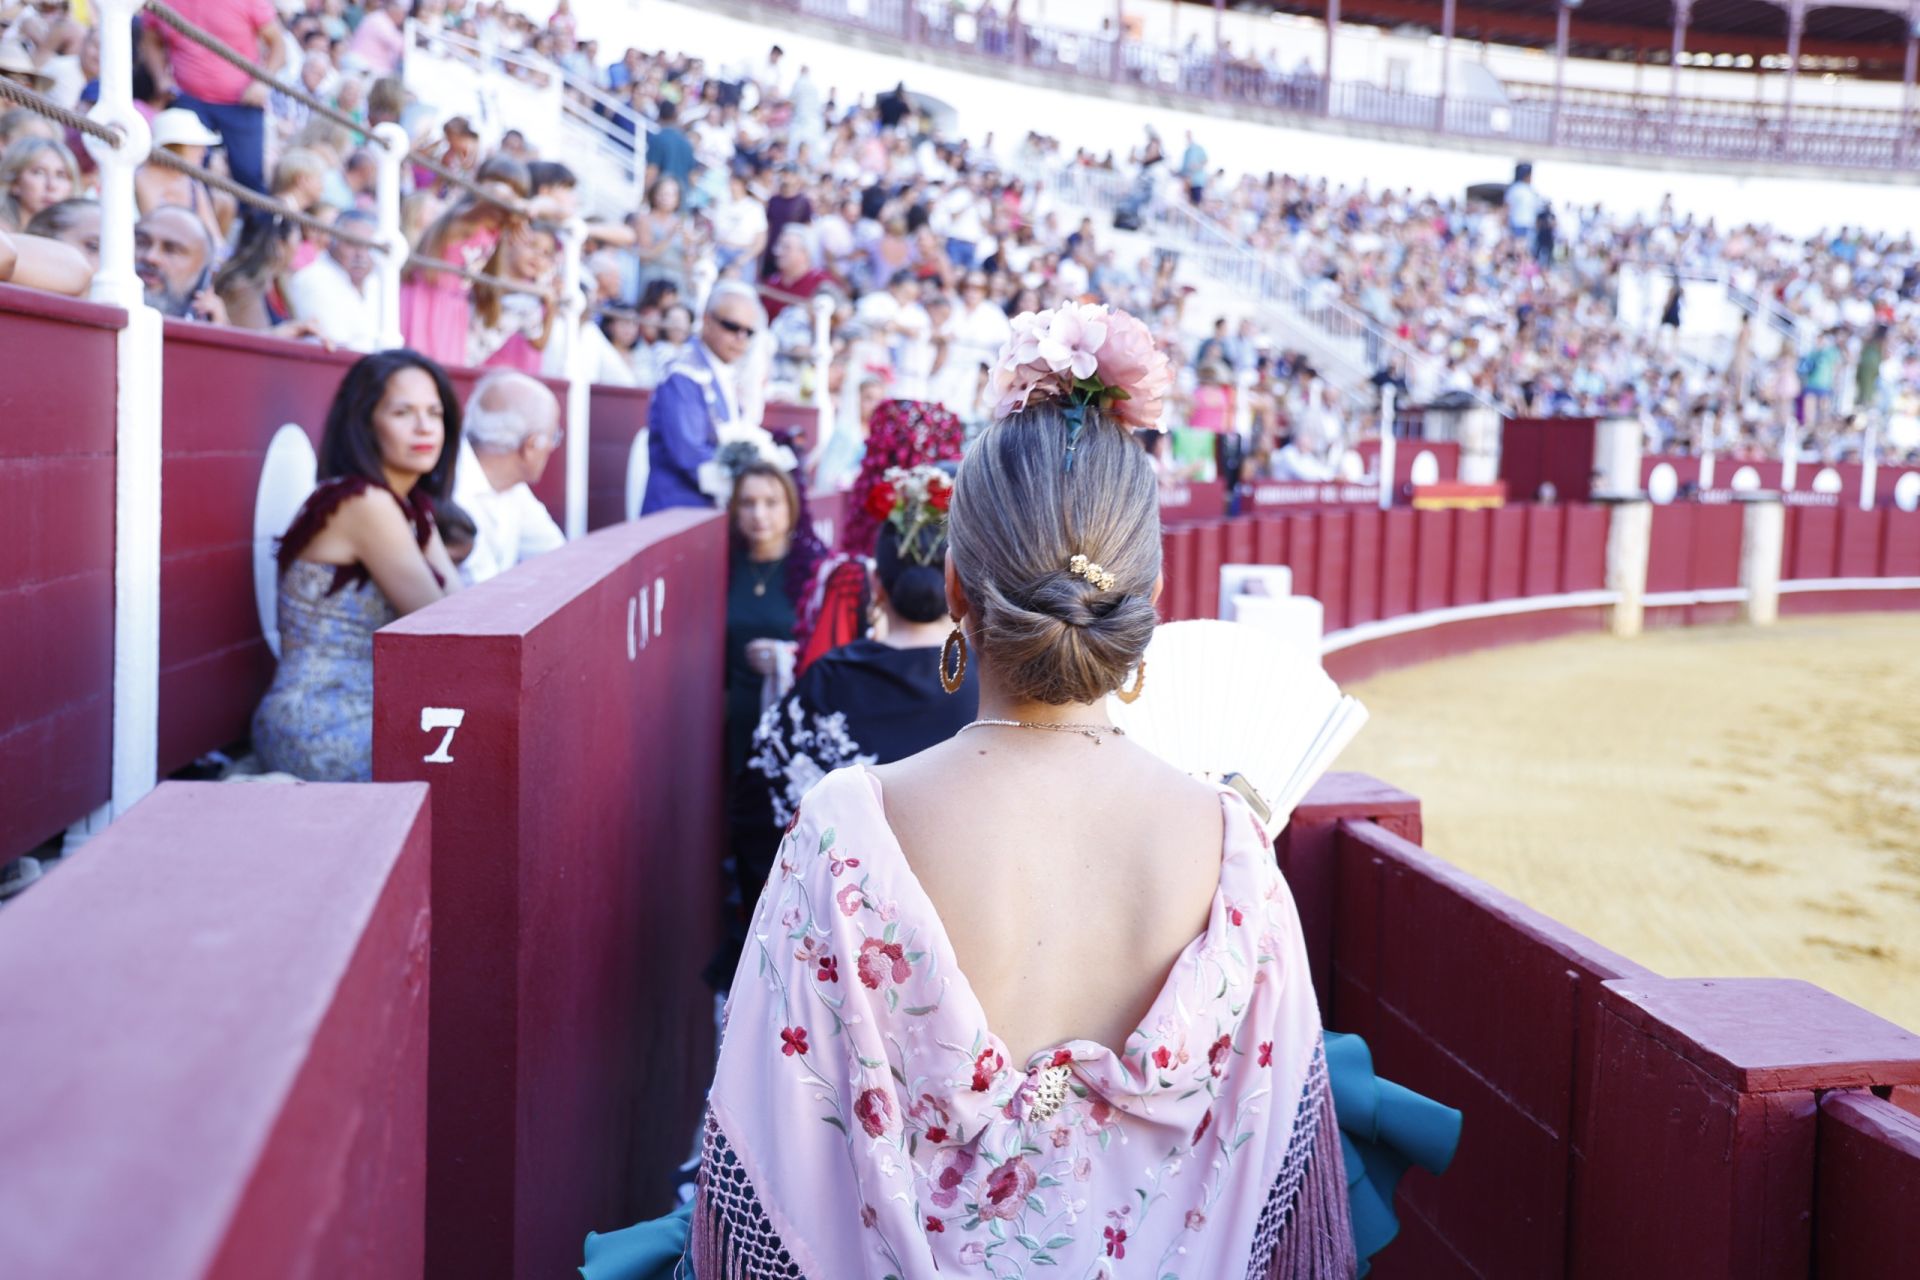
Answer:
[{"left": 2, "top": 0, "right": 1917, "bottom": 480}]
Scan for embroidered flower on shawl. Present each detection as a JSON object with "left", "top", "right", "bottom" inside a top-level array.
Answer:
[
  {"left": 857, "top": 937, "right": 912, "bottom": 989},
  {"left": 817, "top": 955, "right": 839, "bottom": 984},
  {"left": 970, "top": 1046, "right": 1005, "bottom": 1092},
  {"left": 1103, "top": 1225, "right": 1128, "bottom": 1258},
  {"left": 929, "top": 1148, "right": 975, "bottom": 1208},
  {"left": 1185, "top": 1209, "right": 1207, "bottom": 1231},
  {"left": 1259, "top": 1041, "right": 1274, "bottom": 1067},
  {"left": 958, "top": 1242, "right": 987, "bottom": 1264},
  {"left": 854, "top": 1087, "right": 897, "bottom": 1138},
  {"left": 925, "top": 1216, "right": 945, "bottom": 1234},
  {"left": 981, "top": 1156, "right": 1037, "bottom": 1220},
  {"left": 1192, "top": 1108, "right": 1213, "bottom": 1146},
  {"left": 836, "top": 884, "right": 865, "bottom": 916},
  {"left": 1208, "top": 1033, "right": 1233, "bottom": 1077},
  {"left": 780, "top": 1026, "right": 809, "bottom": 1056}
]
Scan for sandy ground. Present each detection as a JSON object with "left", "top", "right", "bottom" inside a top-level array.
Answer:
[{"left": 1338, "top": 613, "right": 1920, "bottom": 1034}]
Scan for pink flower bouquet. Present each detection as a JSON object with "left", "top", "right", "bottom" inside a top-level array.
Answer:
[{"left": 987, "top": 303, "right": 1172, "bottom": 429}]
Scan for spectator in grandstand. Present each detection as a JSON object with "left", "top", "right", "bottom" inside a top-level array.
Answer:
[
  {"left": 723, "top": 457, "right": 802, "bottom": 782},
  {"left": 24, "top": 196, "right": 98, "bottom": 270},
  {"left": 0, "top": 221, "right": 91, "bottom": 296},
  {"left": 467, "top": 220, "right": 558, "bottom": 372},
  {"left": 212, "top": 214, "right": 326, "bottom": 335},
  {"left": 0, "top": 134, "right": 75, "bottom": 233},
  {"left": 761, "top": 225, "right": 834, "bottom": 323},
  {"left": 643, "top": 281, "right": 763, "bottom": 513},
  {"left": 400, "top": 155, "right": 540, "bottom": 367},
  {"left": 452, "top": 369, "right": 566, "bottom": 584},
  {"left": 344, "top": 0, "right": 407, "bottom": 76},
  {"left": 134, "top": 107, "right": 234, "bottom": 246},
  {"left": 643, "top": 97, "right": 695, "bottom": 189},
  {"left": 719, "top": 458, "right": 976, "bottom": 987},
  {"left": 134, "top": 204, "right": 223, "bottom": 320},
  {"left": 287, "top": 209, "right": 380, "bottom": 350},
  {"left": 632, "top": 175, "right": 697, "bottom": 300},
  {"left": 711, "top": 170, "right": 767, "bottom": 277},
  {"left": 141, "top": 0, "right": 285, "bottom": 212},
  {"left": 253, "top": 350, "right": 464, "bottom": 782},
  {"left": 760, "top": 164, "right": 813, "bottom": 279}
]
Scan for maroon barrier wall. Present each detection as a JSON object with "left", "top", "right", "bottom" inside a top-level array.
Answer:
[
  {"left": 0, "top": 780, "right": 431, "bottom": 1279},
  {"left": 1289, "top": 777, "right": 1920, "bottom": 1279},
  {"left": 1501, "top": 417, "right": 1598, "bottom": 502},
  {"left": 1644, "top": 454, "right": 1920, "bottom": 508},
  {"left": 1780, "top": 506, "right": 1920, "bottom": 616},
  {"left": 1814, "top": 1092, "right": 1920, "bottom": 1275},
  {"left": 587, "top": 383, "right": 650, "bottom": 530},
  {"left": 1645, "top": 501, "right": 1745, "bottom": 627},
  {"left": 157, "top": 326, "right": 568, "bottom": 775},
  {"left": 0, "top": 286, "right": 121, "bottom": 859},
  {"left": 372, "top": 509, "right": 725, "bottom": 1280}
]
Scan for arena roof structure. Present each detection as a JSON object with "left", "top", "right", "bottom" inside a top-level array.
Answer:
[{"left": 1242, "top": 0, "right": 1918, "bottom": 77}]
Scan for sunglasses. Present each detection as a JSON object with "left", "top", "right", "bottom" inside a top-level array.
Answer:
[{"left": 713, "top": 317, "right": 759, "bottom": 338}]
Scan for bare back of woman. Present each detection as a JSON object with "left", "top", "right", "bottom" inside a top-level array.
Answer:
[{"left": 876, "top": 733, "right": 1225, "bottom": 1066}]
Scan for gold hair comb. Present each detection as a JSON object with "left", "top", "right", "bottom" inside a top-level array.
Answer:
[{"left": 1068, "top": 554, "right": 1117, "bottom": 592}]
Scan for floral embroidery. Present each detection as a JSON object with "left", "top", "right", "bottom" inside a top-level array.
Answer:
[
  {"left": 779, "top": 1026, "right": 809, "bottom": 1056},
  {"left": 1259, "top": 1041, "right": 1273, "bottom": 1068},
  {"left": 1208, "top": 1033, "right": 1233, "bottom": 1077},
  {"left": 929, "top": 1148, "right": 974, "bottom": 1208},
  {"left": 857, "top": 937, "right": 912, "bottom": 989},
  {"left": 980, "top": 1156, "right": 1036, "bottom": 1220},
  {"left": 745, "top": 701, "right": 877, "bottom": 830},
  {"left": 855, "top": 1087, "right": 897, "bottom": 1139},
  {"left": 1104, "top": 1225, "right": 1128, "bottom": 1258},
  {"left": 835, "top": 884, "right": 864, "bottom": 916},
  {"left": 816, "top": 955, "right": 839, "bottom": 984},
  {"left": 1185, "top": 1208, "right": 1207, "bottom": 1231},
  {"left": 970, "top": 1046, "right": 1004, "bottom": 1092},
  {"left": 925, "top": 1216, "right": 945, "bottom": 1234}
]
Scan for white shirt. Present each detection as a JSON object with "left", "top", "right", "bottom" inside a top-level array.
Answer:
[
  {"left": 453, "top": 438, "right": 567, "bottom": 584},
  {"left": 286, "top": 254, "right": 380, "bottom": 352}
]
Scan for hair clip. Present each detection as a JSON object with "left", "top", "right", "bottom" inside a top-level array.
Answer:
[{"left": 1068, "top": 554, "right": 1116, "bottom": 592}]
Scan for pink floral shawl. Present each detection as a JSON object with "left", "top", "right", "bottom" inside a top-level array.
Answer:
[{"left": 698, "top": 766, "right": 1354, "bottom": 1279}]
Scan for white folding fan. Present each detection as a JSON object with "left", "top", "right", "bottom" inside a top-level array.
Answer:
[{"left": 1106, "top": 620, "right": 1368, "bottom": 829}]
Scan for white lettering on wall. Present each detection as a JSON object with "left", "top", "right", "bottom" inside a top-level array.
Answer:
[{"left": 420, "top": 707, "right": 466, "bottom": 763}]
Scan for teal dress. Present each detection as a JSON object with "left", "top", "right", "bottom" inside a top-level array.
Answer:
[
  {"left": 723, "top": 549, "right": 795, "bottom": 784},
  {"left": 581, "top": 1031, "right": 1461, "bottom": 1279}
]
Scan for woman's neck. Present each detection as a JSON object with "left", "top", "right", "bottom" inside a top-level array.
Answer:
[
  {"left": 382, "top": 467, "right": 420, "bottom": 498},
  {"left": 973, "top": 681, "right": 1113, "bottom": 729},
  {"left": 878, "top": 612, "right": 950, "bottom": 650},
  {"left": 744, "top": 537, "right": 789, "bottom": 563}
]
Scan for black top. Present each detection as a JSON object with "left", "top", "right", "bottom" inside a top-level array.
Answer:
[
  {"left": 711, "top": 638, "right": 980, "bottom": 987},
  {"left": 725, "top": 549, "right": 796, "bottom": 783}
]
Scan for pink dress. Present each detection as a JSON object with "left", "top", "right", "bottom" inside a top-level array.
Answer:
[
  {"left": 399, "top": 225, "right": 500, "bottom": 368},
  {"left": 698, "top": 766, "right": 1353, "bottom": 1278}
]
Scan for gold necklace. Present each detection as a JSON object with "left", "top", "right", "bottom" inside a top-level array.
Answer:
[
  {"left": 960, "top": 719, "right": 1127, "bottom": 745},
  {"left": 745, "top": 557, "right": 781, "bottom": 597}
]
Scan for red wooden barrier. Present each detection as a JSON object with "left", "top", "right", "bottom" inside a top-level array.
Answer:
[
  {"left": 1575, "top": 978, "right": 1920, "bottom": 1277},
  {"left": 1331, "top": 816, "right": 1655, "bottom": 1278},
  {"left": 1450, "top": 508, "right": 1490, "bottom": 606},
  {"left": 1814, "top": 1092, "right": 1920, "bottom": 1276},
  {"left": 1192, "top": 518, "right": 1225, "bottom": 621},
  {"left": 1522, "top": 504, "right": 1566, "bottom": 596},
  {"left": 1379, "top": 508, "right": 1416, "bottom": 618},
  {"left": 587, "top": 384, "right": 650, "bottom": 531},
  {"left": 1836, "top": 506, "right": 1884, "bottom": 579},
  {"left": 1560, "top": 504, "right": 1611, "bottom": 593},
  {"left": 1411, "top": 509, "right": 1452, "bottom": 613},
  {"left": 1158, "top": 476, "right": 1226, "bottom": 523},
  {"left": 1887, "top": 509, "right": 1920, "bottom": 578},
  {"left": 0, "top": 780, "right": 431, "bottom": 1279},
  {"left": 1253, "top": 513, "right": 1286, "bottom": 565},
  {"left": 1345, "top": 508, "right": 1383, "bottom": 626},
  {"left": 0, "top": 286, "right": 121, "bottom": 858},
  {"left": 1159, "top": 526, "right": 1193, "bottom": 620},
  {"left": 1486, "top": 506, "right": 1528, "bottom": 600},
  {"left": 372, "top": 510, "right": 726, "bottom": 1279},
  {"left": 1786, "top": 504, "right": 1840, "bottom": 580},
  {"left": 1315, "top": 511, "right": 1351, "bottom": 632},
  {"left": 157, "top": 326, "right": 570, "bottom": 775}
]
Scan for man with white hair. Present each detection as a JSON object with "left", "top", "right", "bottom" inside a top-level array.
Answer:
[
  {"left": 642, "top": 281, "right": 765, "bottom": 514},
  {"left": 454, "top": 370, "right": 567, "bottom": 584}
]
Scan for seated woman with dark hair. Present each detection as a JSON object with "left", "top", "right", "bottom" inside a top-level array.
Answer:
[
  {"left": 252, "top": 350, "right": 464, "bottom": 781},
  {"left": 716, "top": 464, "right": 979, "bottom": 987}
]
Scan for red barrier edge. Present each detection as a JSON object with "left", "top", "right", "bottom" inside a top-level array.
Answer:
[
  {"left": 374, "top": 508, "right": 726, "bottom": 1280},
  {"left": 0, "top": 780, "right": 432, "bottom": 1280},
  {"left": 1814, "top": 1092, "right": 1920, "bottom": 1276}
]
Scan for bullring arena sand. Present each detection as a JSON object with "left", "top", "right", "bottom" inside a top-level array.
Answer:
[{"left": 1337, "top": 613, "right": 1920, "bottom": 1033}]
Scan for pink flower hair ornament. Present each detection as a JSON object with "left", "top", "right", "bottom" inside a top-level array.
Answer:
[{"left": 988, "top": 304, "right": 1174, "bottom": 470}]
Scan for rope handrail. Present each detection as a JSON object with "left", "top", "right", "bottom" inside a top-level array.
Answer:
[
  {"left": 142, "top": 147, "right": 387, "bottom": 252},
  {"left": 141, "top": 0, "right": 385, "bottom": 151},
  {"left": 0, "top": 76, "right": 122, "bottom": 146}
]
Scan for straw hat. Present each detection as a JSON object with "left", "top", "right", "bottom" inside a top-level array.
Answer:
[
  {"left": 0, "top": 39, "right": 53, "bottom": 93},
  {"left": 150, "top": 107, "right": 224, "bottom": 150}
]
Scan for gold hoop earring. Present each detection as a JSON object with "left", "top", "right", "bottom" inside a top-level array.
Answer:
[
  {"left": 940, "top": 626, "right": 969, "bottom": 694},
  {"left": 1116, "top": 659, "right": 1147, "bottom": 704}
]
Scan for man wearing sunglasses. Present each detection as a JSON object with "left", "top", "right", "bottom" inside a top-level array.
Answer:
[{"left": 642, "top": 281, "right": 767, "bottom": 514}]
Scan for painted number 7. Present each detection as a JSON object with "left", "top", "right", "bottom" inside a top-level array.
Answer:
[{"left": 421, "top": 707, "right": 466, "bottom": 764}]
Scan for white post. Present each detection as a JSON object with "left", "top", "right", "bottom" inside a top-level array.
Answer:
[
  {"left": 1860, "top": 415, "right": 1878, "bottom": 512},
  {"left": 559, "top": 217, "right": 591, "bottom": 539},
  {"left": 1781, "top": 421, "right": 1799, "bottom": 494},
  {"left": 811, "top": 292, "right": 836, "bottom": 467},
  {"left": 1699, "top": 446, "right": 1716, "bottom": 492},
  {"left": 372, "top": 121, "right": 411, "bottom": 351},
  {"left": 1739, "top": 498, "right": 1784, "bottom": 626},
  {"left": 90, "top": 0, "right": 162, "bottom": 822},
  {"left": 1605, "top": 500, "right": 1652, "bottom": 639},
  {"left": 1377, "top": 383, "right": 1396, "bottom": 510}
]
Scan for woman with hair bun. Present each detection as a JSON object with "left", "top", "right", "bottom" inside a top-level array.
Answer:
[
  {"left": 682, "top": 305, "right": 1364, "bottom": 1278},
  {"left": 713, "top": 463, "right": 978, "bottom": 989}
]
